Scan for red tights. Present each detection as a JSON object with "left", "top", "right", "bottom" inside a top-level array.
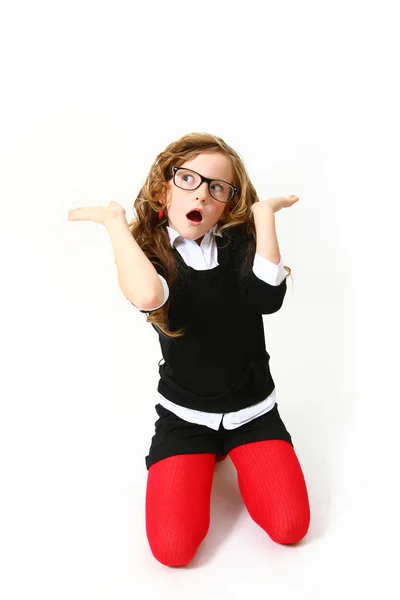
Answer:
[{"left": 145, "top": 440, "right": 310, "bottom": 566}]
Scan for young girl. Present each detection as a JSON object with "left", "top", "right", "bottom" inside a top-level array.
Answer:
[{"left": 68, "top": 132, "right": 310, "bottom": 567}]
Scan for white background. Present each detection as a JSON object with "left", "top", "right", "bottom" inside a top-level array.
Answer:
[{"left": 1, "top": 1, "right": 399, "bottom": 598}]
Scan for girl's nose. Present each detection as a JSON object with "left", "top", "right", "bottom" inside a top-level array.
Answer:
[{"left": 194, "top": 181, "right": 210, "bottom": 200}]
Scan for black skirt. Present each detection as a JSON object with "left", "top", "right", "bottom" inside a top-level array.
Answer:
[{"left": 145, "top": 402, "right": 293, "bottom": 470}]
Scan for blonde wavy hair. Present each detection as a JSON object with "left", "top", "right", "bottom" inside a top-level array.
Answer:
[{"left": 128, "top": 132, "right": 292, "bottom": 338}]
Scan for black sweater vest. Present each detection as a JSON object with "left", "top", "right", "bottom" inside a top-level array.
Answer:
[{"left": 142, "top": 225, "right": 287, "bottom": 413}]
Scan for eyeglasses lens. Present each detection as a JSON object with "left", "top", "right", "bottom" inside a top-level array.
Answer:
[{"left": 174, "top": 169, "right": 233, "bottom": 202}]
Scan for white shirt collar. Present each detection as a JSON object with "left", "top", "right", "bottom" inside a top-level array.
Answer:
[{"left": 166, "top": 222, "right": 223, "bottom": 248}]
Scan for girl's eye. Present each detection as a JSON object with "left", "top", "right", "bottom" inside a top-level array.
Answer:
[
  {"left": 183, "top": 174, "right": 194, "bottom": 182},
  {"left": 211, "top": 183, "right": 223, "bottom": 191}
]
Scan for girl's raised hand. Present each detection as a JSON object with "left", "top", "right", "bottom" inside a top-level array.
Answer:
[
  {"left": 68, "top": 200, "right": 126, "bottom": 226},
  {"left": 251, "top": 195, "right": 299, "bottom": 215}
]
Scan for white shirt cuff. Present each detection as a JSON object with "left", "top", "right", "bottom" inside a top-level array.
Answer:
[{"left": 253, "top": 253, "right": 287, "bottom": 286}]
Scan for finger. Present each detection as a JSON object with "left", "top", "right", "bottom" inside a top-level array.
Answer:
[
  {"left": 68, "top": 209, "right": 81, "bottom": 220},
  {"left": 68, "top": 208, "right": 90, "bottom": 221}
]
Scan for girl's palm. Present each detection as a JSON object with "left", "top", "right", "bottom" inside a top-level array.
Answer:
[{"left": 68, "top": 200, "right": 126, "bottom": 226}]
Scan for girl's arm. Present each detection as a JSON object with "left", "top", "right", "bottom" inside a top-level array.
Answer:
[
  {"left": 251, "top": 194, "right": 299, "bottom": 259},
  {"left": 105, "top": 215, "right": 165, "bottom": 309},
  {"left": 232, "top": 195, "right": 299, "bottom": 314},
  {"left": 253, "top": 203, "right": 281, "bottom": 264}
]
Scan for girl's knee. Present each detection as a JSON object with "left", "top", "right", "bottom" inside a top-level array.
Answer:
[
  {"left": 268, "top": 514, "right": 310, "bottom": 545},
  {"left": 252, "top": 505, "right": 310, "bottom": 545},
  {"left": 147, "top": 522, "right": 209, "bottom": 567},
  {"left": 149, "top": 541, "right": 198, "bottom": 567}
]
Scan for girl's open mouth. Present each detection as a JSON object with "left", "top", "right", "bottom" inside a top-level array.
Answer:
[{"left": 186, "top": 209, "right": 203, "bottom": 224}]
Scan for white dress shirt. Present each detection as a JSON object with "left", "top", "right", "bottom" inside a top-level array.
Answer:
[{"left": 132, "top": 223, "right": 287, "bottom": 430}]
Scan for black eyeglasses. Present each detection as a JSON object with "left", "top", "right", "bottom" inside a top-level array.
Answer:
[{"left": 171, "top": 166, "right": 238, "bottom": 203}]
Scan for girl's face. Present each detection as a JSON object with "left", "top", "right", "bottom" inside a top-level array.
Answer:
[{"left": 163, "top": 152, "right": 234, "bottom": 245}]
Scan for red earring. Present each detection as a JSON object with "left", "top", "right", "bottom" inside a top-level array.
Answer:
[{"left": 158, "top": 210, "right": 165, "bottom": 219}]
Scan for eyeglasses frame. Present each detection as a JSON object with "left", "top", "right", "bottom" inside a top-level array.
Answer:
[{"left": 171, "top": 166, "right": 238, "bottom": 203}]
